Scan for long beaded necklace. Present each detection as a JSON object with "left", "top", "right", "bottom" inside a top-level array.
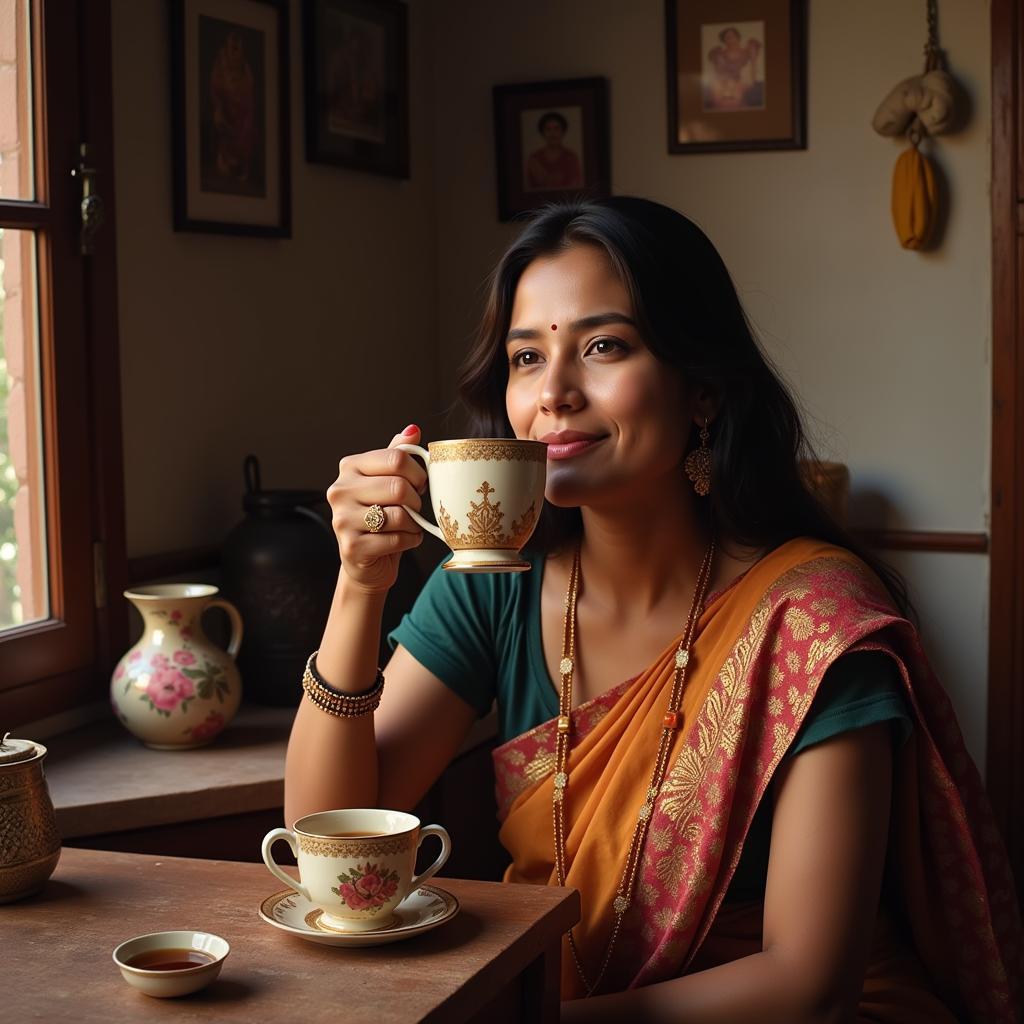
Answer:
[{"left": 552, "top": 536, "right": 716, "bottom": 997}]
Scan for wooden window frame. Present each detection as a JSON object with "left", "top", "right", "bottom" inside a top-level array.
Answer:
[
  {"left": 989, "top": 0, "right": 1024, "bottom": 899},
  {"left": 0, "top": 0, "right": 127, "bottom": 727}
]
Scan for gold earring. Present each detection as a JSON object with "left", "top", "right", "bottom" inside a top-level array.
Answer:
[{"left": 685, "top": 419, "right": 712, "bottom": 496}]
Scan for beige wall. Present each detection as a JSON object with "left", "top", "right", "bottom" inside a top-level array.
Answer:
[
  {"left": 112, "top": 0, "right": 440, "bottom": 559},
  {"left": 111, "top": 0, "right": 993, "bottom": 764},
  {"left": 426, "top": 0, "right": 992, "bottom": 765}
]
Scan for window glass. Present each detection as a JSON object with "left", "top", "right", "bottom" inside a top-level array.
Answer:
[
  {"left": 0, "top": 0, "right": 35, "bottom": 201},
  {"left": 0, "top": 226, "right": 47, "bottom": 629}
]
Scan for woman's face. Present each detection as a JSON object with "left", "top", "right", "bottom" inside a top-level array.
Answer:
[
  {"left": 541, "top": 119, "right": 565, "bottom": 145},
  {"left": 505, "top": 243, "right": 695, "bottom": 510}
]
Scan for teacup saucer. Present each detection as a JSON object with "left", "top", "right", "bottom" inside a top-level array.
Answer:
[{"left": 258, "top": 885, "right": 459, "bottom": 947}]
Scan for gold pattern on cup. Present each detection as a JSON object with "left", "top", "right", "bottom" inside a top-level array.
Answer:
[
  {"left": 427, "top": 440, "right": 546, "bottom": 463},
  {"left": 296, "top": 833, "right": 412, "bottom": 858},
  {"left": 437, "top": 482, "right": 537, "bottom": 550}
]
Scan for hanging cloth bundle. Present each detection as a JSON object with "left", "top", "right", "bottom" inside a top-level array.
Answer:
[
  {"left": 871, "top": 0, "right": 965, "bottom": 250},
  {"left": 891, "top": 147, "right": 937, "bottom": 250}
]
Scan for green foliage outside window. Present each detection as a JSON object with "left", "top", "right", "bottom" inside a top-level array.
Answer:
[{"left": 0, "top": 228, "right": 24, "bottom": 626}]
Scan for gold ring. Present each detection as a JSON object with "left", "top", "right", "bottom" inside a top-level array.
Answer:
[{"left": 363, "top": 504, "right": 386, "bottom": 533}]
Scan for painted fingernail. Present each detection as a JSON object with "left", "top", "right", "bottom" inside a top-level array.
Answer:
[{"left": 402, "top": 424, "right": 419, "bottom": 436}]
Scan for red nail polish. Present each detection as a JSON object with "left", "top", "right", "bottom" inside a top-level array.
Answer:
[{"left": 402, "top": 424, "right": 419, "bottom": 436}]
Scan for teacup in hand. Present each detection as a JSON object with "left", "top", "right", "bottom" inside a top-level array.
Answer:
[
  {"left": 397, "top": 437, "right": 547, "bottom": 572},
  {"left": 261, "top": 809, "right": 451, "bottom": 932}
]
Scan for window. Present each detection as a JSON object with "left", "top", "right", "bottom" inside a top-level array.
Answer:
[{"left": 0, "top": 0, "right": 126, "bottom": 726}]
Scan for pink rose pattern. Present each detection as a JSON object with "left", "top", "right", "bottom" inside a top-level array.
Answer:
[
  {"left": 331, "top": 862, "right": 401, "bottom": 913},
  {"left": 119, "top": 634, "right": 231, "bottom": 718},
  {"left": 115, "top": 606, "right": 235, "bottom": 740},
  {"left": 146, "top": 667, "right": 195, "bottom": 711},
  {"left": 185, "top": 710, "right": 225, "bottom": 742},
  {"left": 150, "top": 608, "right": 194, "bottom": 633}
]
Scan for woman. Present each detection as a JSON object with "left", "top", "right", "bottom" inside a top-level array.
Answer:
[
  {"left": 525, "top": 111, "right": 584, "bottom": 191},
  {"left": 705, "top": 26, "right": 763, "bottom": 110},
  {"left": 285, "top": 197, "right": 1021, "bottom": 1021}
]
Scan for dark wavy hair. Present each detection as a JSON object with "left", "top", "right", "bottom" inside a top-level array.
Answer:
[{"left": 454, "top": 196, "right": 911, "bottom": 616}]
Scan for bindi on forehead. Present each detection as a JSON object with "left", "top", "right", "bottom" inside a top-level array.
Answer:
[{"left": 550, "top": 324, "right": 557, "bottom": 331}]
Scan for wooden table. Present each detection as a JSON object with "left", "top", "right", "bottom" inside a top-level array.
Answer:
[{"left": 5, "top": 848, "right": 579, "bottom": 1023}]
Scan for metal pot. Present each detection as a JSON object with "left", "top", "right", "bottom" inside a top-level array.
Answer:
[{"left": 0, "top": 735, "right": 61, "bottom": 902}]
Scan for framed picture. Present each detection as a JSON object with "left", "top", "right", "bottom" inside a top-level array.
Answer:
[
  {"left": 665, "top": 0, "right": 806, "bottom": 154},
  {"left": 493, "top": 77, "right": 611, "bottom": 222},
  {"left": 302, "top": 0, "right": 409, "bottom": 178},
  {"left": 170, "top": 0, "right": 290, "bottom": 236}
]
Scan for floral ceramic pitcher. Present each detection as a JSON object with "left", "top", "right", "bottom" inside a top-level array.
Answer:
[{"left": 111, "top": 585, "right": 243, "bottom": 749}]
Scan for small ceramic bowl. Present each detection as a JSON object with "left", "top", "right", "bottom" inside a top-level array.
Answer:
[{"left": 112, "top": 930, "right": 229, "bottom": 998}]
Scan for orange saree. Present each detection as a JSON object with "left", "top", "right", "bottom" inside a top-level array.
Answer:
[{"left": 492, "top": 539, "right": 1022, "bottom": 1020}]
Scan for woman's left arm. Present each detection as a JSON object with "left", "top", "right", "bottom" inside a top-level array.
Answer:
[{"left": 562, "top": 721, "right": 893, "bottom": 1024}]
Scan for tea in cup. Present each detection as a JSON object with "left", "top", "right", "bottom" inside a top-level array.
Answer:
[
  {"left": 397, "top": 438, "right": 547, "bottom": 572},
  {"left": 261, "top": 809, "right": 451, "bottom": 932}
]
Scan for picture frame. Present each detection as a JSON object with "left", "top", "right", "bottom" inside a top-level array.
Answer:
[
  {"left": 302, "top": 0, "right": 409, "bottom": 179},
  {"left": 170, "top": 0, "right": 291, "bottom": 237},
  {"left": 492, "top": 77, "right": 611, "bottom": 222},
  {"left": 665, "top": 0, "right": 807, "bottom": 154}
]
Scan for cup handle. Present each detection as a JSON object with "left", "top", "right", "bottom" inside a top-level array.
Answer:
[
  {"left": 395, "top": 443, "right": 445, "bottom": 542},
  {"left": 206, "top": 597, "right": 243, "bottom": 659},
  {"left": 409, "top": 824, "right": 452, "bottom": 892},
  {"left": 261, "top": 828, "right": 311, "bottom": 902}
]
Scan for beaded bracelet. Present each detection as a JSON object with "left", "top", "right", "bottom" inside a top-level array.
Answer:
[
  {"left": 301, "top": 651, "right": 385, "bottom": 718},
  {"left": 307, "top": 651, "right": 382, "bottom": 697}
]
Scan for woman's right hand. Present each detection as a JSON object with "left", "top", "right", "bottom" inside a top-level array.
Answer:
[{"left": 327, "top": 425, "right": 428, "bottom": 594}]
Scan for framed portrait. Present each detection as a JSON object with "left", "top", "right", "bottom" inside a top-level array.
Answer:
[
  {"left": 492, "top": 77, "right": 611, "bottom": 222},
  {"left": 302, "top": 0, "right": 409, "bottom": 178},
  {"left": 170, "top": 0, "right": 290, "bottom": 236},
  {"left": 665, "top": 0, "right": 807, "bottom": 154}
]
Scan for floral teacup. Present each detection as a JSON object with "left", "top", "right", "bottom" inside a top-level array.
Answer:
[{"left": 261, "top": 809, "right": 451, "bottom": 932}]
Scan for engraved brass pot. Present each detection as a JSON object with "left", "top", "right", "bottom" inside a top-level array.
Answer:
[{"left": 0, "top": 740, "right": 61, "bottom": 902}]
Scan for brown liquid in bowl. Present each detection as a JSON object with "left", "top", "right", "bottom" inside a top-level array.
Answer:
[{"left": 126, "top": 948, "right": 216, "bottom": 971}]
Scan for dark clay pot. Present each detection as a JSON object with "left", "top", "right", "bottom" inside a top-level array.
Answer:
[{"left": 221, "top": 456, "right": 338, "bottom": 706}]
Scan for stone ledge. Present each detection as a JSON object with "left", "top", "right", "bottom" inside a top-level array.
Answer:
[{"left": 44, "top": 703, "right": 497, "bottom": 839}]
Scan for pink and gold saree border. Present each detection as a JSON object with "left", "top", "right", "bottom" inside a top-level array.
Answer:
[
  {"left": 493, "top": 678, "right": 634, "bottom": 822},
  {"left": 492, "top": 551, "right": 1021, "bottom": 1019},
  {"left": 625, "top": 555, "right": 1020, "bottom": 1022}
]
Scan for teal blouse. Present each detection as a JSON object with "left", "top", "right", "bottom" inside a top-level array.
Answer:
[{"left": 388, "top": 553, "right": 912, "bottom": 900}]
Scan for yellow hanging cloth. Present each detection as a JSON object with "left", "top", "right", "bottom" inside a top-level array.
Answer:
[{"left": 891, "top": 146, "right": 937, "bottom": 250}]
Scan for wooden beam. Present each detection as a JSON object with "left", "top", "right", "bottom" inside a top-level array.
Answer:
[
  {"left": 988, "top": 0, "right": 1024, "bottom": 903},
  {"left": 853, "top": 530, "right": 988, "bottom": 554}
]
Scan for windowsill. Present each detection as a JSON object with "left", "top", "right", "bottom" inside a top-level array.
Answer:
[{"left": 45, "top": 703, "right": 498, "bottom": 839}]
